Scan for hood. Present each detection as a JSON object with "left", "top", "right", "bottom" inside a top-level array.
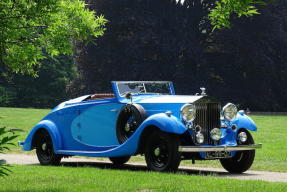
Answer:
[{"left": 123, "top": 95, "right": 205, "bottom": 104}]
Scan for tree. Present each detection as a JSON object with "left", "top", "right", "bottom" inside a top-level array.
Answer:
[
  {"left": 0, "top": 55, "right": 76, "bottom": 108},
  {"left": 209, "top": 0, "right": 265, "bottom": 30},
  {"left": 73, "top": 0, "right": 287, "bottom": 111},
  {"left": 176, "top": 0, "right": 265, "bottom": 30},
  {"left": 0, "top": 0, "right": 107, "bottom": 76}
]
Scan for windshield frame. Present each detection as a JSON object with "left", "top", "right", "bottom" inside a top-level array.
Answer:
[{"left": 112, "top": 81, "right": 175, "bottom": 98}]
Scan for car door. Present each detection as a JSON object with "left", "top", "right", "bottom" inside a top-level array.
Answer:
[{"left": 71, "top": 101, "right": 124, "bottom": 147}]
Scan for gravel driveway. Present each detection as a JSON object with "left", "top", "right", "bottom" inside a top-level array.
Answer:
[{"left": 1, "top": 154, "right": 286, "bottom": 183}]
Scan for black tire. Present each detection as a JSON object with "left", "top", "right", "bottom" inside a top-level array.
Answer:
[
  {"left": 109, "top": 156, "right": 130, "bottom": 166},
  {"left": 35, "top": 130, "right": 62, "bottom": 166},
  {"left": 220, "top": 130, "right": 255, "bottom": 173},
  {"left": 144, "top": 131, "right": 181, "bottom": 172},
  {"left": 116, "top": 104, "right": 147, "bottom": 143}
]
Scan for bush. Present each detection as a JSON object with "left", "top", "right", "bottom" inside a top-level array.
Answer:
[{"left": 0, "top": 127, "right": 20, "bottom": 177}]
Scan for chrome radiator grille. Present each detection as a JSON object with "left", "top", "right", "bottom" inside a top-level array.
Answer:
[{"left": 194, "top": 103, "right": 221, "bottom": 145}]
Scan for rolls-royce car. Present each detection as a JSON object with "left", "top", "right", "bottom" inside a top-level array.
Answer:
[{"left": 20, "top": 81, "right": 262, "bottom": 173}]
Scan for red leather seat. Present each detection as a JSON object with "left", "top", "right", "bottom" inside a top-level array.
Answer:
[{"left": 89, "top": 94, "right": 115, "bottom": 100}]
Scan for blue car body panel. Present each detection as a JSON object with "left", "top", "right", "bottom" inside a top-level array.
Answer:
[
  {"left": 22, "top": 81, "right": 259, "bottom": 159},
  {"left": 22, "top": 120, "right": 62, "bottom": 151},
  {"left": 71, "top": 103, "right": 123, "bottom": 146}
]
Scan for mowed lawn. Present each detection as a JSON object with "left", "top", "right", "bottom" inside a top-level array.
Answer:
[
  {"left": 0, "top": 165, "right": 286, "bottom": 192},
  {"left": 0, "top": 107, "right": 286, "bottom": 172}
]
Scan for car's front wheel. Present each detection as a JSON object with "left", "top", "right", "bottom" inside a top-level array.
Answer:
[
  {"left": 220, "top": 130, "right": 255, "bottom": 173},
  {"left": 144, "top": 131, "right": 181, "bottom": 172},
  {"left": 35, "top": 130, "right": 62, "bottom": 166},
  {"left": 109, "top": 156, "right": 130, "bottom": 166}
]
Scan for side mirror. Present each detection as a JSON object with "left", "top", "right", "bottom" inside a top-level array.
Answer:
[{"left": 125, "top": 92, "right": 132, "bottom": 100}]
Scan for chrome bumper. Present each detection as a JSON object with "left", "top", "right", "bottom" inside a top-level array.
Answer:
[{"left": 178, "top": 144, "right": 262, "bottom": 152}]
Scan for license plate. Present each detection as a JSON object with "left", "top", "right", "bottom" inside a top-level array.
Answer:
[{"left": 205, "top": 151, "right": 232, "bottom": 159}]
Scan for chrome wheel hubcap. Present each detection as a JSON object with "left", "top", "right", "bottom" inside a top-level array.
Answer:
[
  {"left": 154, "top": 147, "right": 160, "bottom": 156},
  {"left": 124, "top": 123, "right": 130, "bottom": 132},
  {"left": 42, "top": 143, "right": 47, "bottom": 151}
]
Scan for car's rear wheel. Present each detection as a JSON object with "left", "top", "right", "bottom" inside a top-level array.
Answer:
[
  {"left": 220, "top": 130, "right": 255, "bottom": 173},
  {"left": 144, "top": 131, "right": 181, "bottom": 172},
  {"left": 35, "top": 130, "right": 62, "bottom": 166},
  {"left": 109, "top": 156, "right": 130, "bottom": 166},
  {"left": 116, "top": 104, "right": 147, "bottom": 143}
]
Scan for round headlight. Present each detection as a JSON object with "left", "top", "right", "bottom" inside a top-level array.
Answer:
[
  {"left": 180, "top": 104, "right": 196, "bottom": 123},
  {"left": 222, "top": 103, "right": 238, "bottom": 121}
]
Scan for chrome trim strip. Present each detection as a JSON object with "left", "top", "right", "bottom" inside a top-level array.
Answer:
[{"left": 178, "top": 144, "right": 262, "bottom": 152}]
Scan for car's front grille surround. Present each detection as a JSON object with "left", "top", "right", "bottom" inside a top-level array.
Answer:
[{"left": 193, "top": 102, "right": 221, "bottom": 145}]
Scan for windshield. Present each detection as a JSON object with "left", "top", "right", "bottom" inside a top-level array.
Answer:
[{"left": 116, "top": 81, "right": 172, "bottom": 96}]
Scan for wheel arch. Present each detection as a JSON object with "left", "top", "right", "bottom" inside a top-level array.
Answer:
[
  {"left": 139, "top": 113, "right": 188, "bottom": 135},
  {"left": 23, "top": 120, "right": 62, "bottom": 152},
  {"left": 136, "top": 113, "right": 188, "bottom": 154}
]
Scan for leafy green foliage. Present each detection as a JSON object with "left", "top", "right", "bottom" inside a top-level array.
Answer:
[
  {"left": 209, "top": 0, "right": 264, "bottom": 30},
  {"left": 0, "top": 0, "right": 107, "bottom": 76},
  {"left": 0, "top": 127, "right": 21, "bottom": 176}
]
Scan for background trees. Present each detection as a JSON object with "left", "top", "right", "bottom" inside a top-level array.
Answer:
[
  {"left": 0, "top": 0, "right": 106, "bottom": 108},
  {"left": 0, "top": 0, "right": 286, "bottom": 111},
  {"left": 0, "top": 55, "right": 76, "bottom": 108},
  {"left": 73, "top": 0, "right": 287, "bottom": 111}
]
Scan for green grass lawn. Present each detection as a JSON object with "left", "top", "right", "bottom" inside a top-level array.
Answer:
[
  {"left": 0, "top": 165, "right": 286, "bottom": 192},
  {"left": 0, "top": 107, "right": 286, "bottom": 172}
]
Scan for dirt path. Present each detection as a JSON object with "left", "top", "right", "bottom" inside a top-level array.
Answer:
[{"left": 1, "top": 154, "right": 287, "bottom": 183}]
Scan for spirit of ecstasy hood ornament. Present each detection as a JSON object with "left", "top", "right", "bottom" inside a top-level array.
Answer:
[{"left": 200, "top": 87, "right": 206, "bottom": 95}]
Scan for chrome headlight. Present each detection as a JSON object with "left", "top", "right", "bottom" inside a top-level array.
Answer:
[
  {"left": 180, "top": 104, "right": 196, "bottom": 123},
  {"left": 196, "top": 133, "right": 204, "bottom": 144},
  {"left": 222, "top": 103, "right": 238, "bottom": 121}
]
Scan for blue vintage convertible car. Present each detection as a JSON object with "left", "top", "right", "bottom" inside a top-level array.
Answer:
[{"left": 20, "top": 81, "right": 261, "bottom": 173}]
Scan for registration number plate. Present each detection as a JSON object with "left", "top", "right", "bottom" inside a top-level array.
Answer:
[{"left": 205, "top": 151, "right": 232, "bottom": 159}]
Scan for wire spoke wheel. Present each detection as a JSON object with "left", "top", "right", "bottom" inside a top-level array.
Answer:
[
  {"left": 35, "top": 130, "right": 62, "bottom": 166},
  {"left": 145, "top": 131, "right": 181, "bottom": 172},
  {"left": 123, "top": 112, "right": 138, "bottom": 139},
  {"left": 116, "top": 104, "right": 147, "bottom": 143},
  {"left": 149, "top": 138, "right": 169, "bottom": 168}
]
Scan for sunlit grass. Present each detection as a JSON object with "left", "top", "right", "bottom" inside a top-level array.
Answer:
[{"left": 0, "top": 165, "right": 286, "bottom": 192}]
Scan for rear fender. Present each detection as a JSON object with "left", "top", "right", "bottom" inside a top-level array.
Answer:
[{"left": 22, "top": 120, "right": 62, "bottom": 152}]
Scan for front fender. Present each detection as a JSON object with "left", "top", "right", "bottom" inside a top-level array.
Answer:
[
  {"left": 110, "top": 113, "right": 187, "bottom": 156},
  {"left": 233, "top": 113, "right": 257, "bottom": 131},
  {"left": 139, "top": 113, "right": 187, "bottom": 134},
  {"left": 22, "top": 120, "right": 62, "bottom": 151}
]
